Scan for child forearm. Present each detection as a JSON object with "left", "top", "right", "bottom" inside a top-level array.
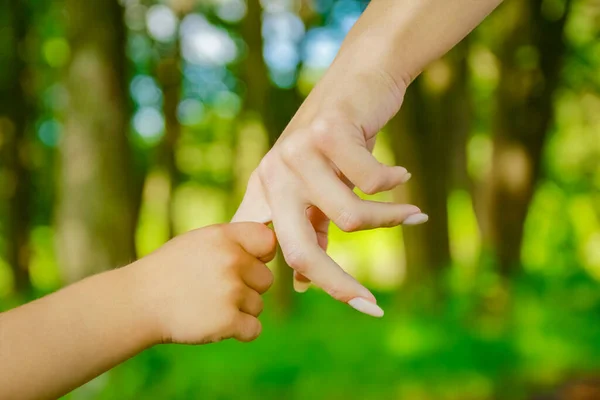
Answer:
[
  {"left": 0, "top": 223, "right": 275, "bottom": 400},
  {"left": 0, "top": 266, "right": 156, "bottom": 400}
]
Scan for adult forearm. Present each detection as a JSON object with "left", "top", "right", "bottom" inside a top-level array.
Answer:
[
  {"left": 292, "top": 0, "right": 503, "bottom": 136},
  {"left": 342, "top": 0, "right": 503, "bottom": 81},
  {"left": 0, "top": 266, "right": 156, "bottom": 400}
]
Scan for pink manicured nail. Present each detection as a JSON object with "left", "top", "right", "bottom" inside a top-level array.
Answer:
[
  {"left": 348, "top": 298, "right": 385, "bottom": 318},
  {"left": 293, "top": 279, "right": 310, "bottom": 293},
  {"left": 403, "top": 213, "right": 429, "bottom": 226}
]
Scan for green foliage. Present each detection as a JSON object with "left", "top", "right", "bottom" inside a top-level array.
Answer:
[
  {"left": 1, "top": 0, "right": 600, "bottom": 398},
  {"left": 62, "top": 272, "right": 600, "bottom": 400}
]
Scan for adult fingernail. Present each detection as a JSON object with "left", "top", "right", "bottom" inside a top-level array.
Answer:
[
  {"left": 348, "top": 298, "right": 385, "bottom": 318},
  {"left": 403, "top": 213, "right": 429, "bottom": 226},
  {"left": 293, "top": 279, "right": 310, "bottom": 293},
  {"left": 401, "top": 172, "right": 412, "bottom": 184}
]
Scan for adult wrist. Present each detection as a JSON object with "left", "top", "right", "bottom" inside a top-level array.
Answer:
[{"left": 300, "top": 62, "right": 408, "bottom": 139}]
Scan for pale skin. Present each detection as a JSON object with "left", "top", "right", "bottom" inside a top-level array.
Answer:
[
  {"left": 0, "top": 1, "right": 503, "bottom": 399},
  {"left": 234, "top": 0, "right": 504, "bottom": 317},
  {"left": 0, "top": 223, "right": 277, "bottom": 400}
]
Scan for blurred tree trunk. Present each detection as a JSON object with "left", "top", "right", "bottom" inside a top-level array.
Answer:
[
  {"left": 263, "top": 87, "right": 303, "bottom": 314},
  {"left": 57, "top": 0, "right": 138, "bottom": 283},
  {"left": 0, "top": 0, "right": 32, "bottom": 293},
  {"left": 482, "top": 0, "right": 571, "bottom": 275},
  {"left": 389, "top": 44, "right": 471, "bottom": 291},
  {"left": 241, "top": 0, "right": 269, "bottom": 118},
  {"left": 229, "top": 0, "right": 270, "bottom": 216},
  {"left": 156, "top": 40, "right": 182, "bottom": 239},
  {"left": 239, "top": 0, "right": 300, "bottom": 313},
  {"left": 448, "top": 43, "right": 473, "bottom": 192}
]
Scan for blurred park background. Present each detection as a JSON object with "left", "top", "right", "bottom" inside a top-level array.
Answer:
[{"left": 1, "top": 0, "right": 600, "bottom": 398}]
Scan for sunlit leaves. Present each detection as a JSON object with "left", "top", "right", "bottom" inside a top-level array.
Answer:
[
  {"left": 147, "top": 5, "right": 179, "bottom": 43},
  {"left": 181, "top": 14, "right": 238, "bottom": 66},
  {"left": 42, "top": 38, "right": 70, "bottom": 68}
]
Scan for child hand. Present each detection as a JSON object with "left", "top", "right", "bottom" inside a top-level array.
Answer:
[{"left": 130, "top": 223, "right": 277, "bottom": 345}]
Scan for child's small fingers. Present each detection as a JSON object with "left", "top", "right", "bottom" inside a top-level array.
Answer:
[
  {"left": 242, "top": 261, "right": 274, "bottom": 294},
  {"left": 239, "top": 288, "right": 264, "bottom": 317},
  {"left": 227, "top": 223, "right": 277, "bottom": 262},
  {"left": 232, "top": 313, "right": 263, "bottom": 343}
]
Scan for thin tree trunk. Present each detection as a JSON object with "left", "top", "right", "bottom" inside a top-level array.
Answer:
[
  {"left": 57, "top": 0, "right": 137, "bottom": 283},
  {"left": 238, "top": 1, "right": 300, "bottom": 313},
  {"left": 229, "top": 0, "right": 271, "bottom": 218},
  {"left": 484, "top": 0, "right": 571, "bottom": 275},
  {"left": 241, "top": 0, "right": 269, "bottom": 119},
  {"left": 447, "top": 42, "right": 473, "bottom": 192},
  {"left": 263, "top": 86, "right": 303, "bottom": 313},
  {"left": 389, "top": 45, "right": 471, "bottom": 291},
  {"left": 156, "top": 41, "right": 182, "bottom": 239},
  {"left": 0, "top": 0, "right": 32, "bottom": 293}
]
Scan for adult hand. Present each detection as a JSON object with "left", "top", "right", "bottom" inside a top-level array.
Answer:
[
  {"left": 233, "top": 0, "right": 502, "bottom": 317},
  {"left": 233, "top": 108, "right": 428, "bottom": 317}
]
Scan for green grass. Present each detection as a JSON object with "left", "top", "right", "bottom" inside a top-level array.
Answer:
[{"left": 62, "top": 270, "right": 600, "bottom": 400}]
